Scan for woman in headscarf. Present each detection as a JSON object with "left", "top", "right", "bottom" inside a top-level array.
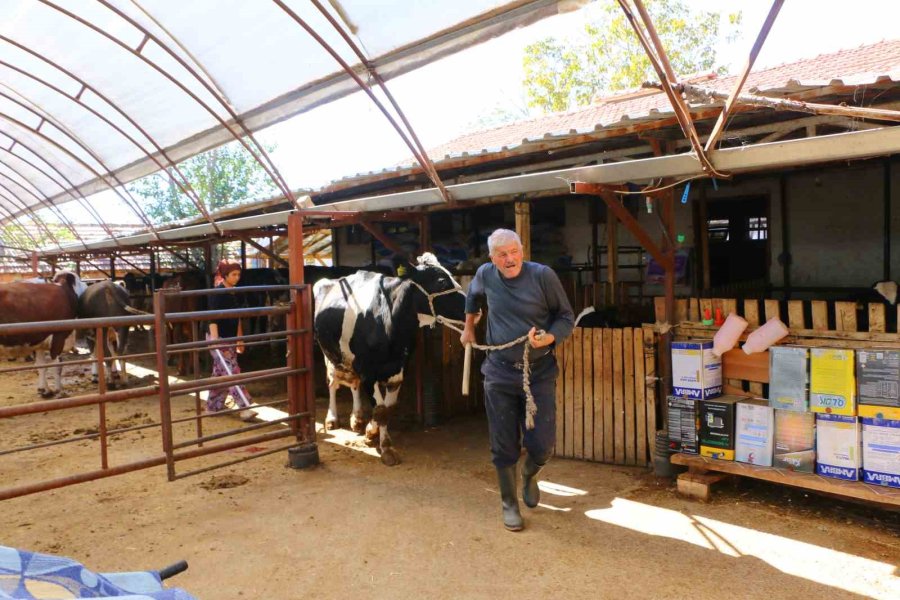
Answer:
[{"left": 206, "top": 260, "right": 255, "bottom": 421}]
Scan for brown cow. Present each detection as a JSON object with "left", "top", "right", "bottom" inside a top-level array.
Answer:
[{"left": 0, "top": 273, "right": 79, "bottom": 397}]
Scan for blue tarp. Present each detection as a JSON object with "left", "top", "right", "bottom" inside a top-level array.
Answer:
[{"left": 0, "top": 546, "right": 196, "bottom": 599}]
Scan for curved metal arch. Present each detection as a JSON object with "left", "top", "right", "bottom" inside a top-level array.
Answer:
[
  {"left": 0, "top": 170, "right": 88, "bottom": 248},
  {"left": 0, "top": 108, "right": 160, "bottom": 238},
  {"left": 0, "top": 205, "right": 45, "bottom": 249},
  {"left": 0, "top": 46, "right": 221, "bottom": 235},
  {"left": 38, "top": 0, "right": 297, "bottom": 208},
  {"left": 0, "top": 147, "right": 122, "bottom": 245},
  {"left": 0, "top": 187, "right": 61, "bottom": 248},
  {"left": 302, "top": 0, "right": 451, "bottom": 202}
]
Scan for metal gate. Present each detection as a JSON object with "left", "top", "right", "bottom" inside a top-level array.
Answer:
[{"left": 0, "top": 283, "right": 314, "bottom": 501}]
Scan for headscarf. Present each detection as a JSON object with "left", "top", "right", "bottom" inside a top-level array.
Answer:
[{"left": 214, "top": 260, "right": 241, "bottom": 286}]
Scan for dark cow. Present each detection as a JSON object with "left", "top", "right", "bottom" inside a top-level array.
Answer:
[
  {"left": 77, "top": 280, "right": 137, "bottom": 388},
  {"left": 313, "top": 253, "right": 466, "bottom": 466},
  {"left": 573, "top": 305, "right": 622, "bottom": 328},
  {"left": 0, "top": 273, "right": 80, "bottom": 396},
  {"left": 161, "top": 270, "right": 209, "bottom": 375}
]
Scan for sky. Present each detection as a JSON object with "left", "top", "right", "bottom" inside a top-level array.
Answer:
[{"left": 53, "top": 0, "right": 900, "bottom": 228}]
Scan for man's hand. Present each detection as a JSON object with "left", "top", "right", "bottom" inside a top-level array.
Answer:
[
  {"left": 236, "top": 340, "right": 245, "bottom": 355},
  {"left": 460, "top": 326, "right": 476, "bottom": 347},
  {"left": 528, "top": 327, "right": 554, "bottom": 349}
]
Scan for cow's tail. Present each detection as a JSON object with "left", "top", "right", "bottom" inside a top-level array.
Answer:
[{"left": 104, "top": 286, "right": 152, "bottom": 315}]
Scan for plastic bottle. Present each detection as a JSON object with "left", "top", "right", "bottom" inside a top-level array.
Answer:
[
  {"left": 742, "top": 318, "right": 789, "bottom": 354},
  {"left": 712, "top": 313, "right": 748, "bottom": 357}
]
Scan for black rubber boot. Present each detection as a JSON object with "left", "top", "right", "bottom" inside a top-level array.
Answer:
[
  {"left": 522, "top": 455, "right": 545, "bottom": 508},
  {"left": 496, "top": 465, "right": 524, "bottom": 531}
]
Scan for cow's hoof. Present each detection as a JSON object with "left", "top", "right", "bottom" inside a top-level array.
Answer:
[
  {"left": 380, "top": 447, "right": 400, "bottom": 466},
  {"left": 40, "top": 389, "right": 56, "bottom": 399},
  {"left": 108, "top": 381, "right": 118, "bottom": 390},
  {"left": 364, "top": 422, "right": 379, "bottom": 445},
  {"left": 349, "top": 412, "right": 366, "bottom": 434},
  {"left": 324, "top": 417, "right": 340, "bottom": 431},
  {"left": 91, "top": 376, "right": 98, "bottom": 384}
]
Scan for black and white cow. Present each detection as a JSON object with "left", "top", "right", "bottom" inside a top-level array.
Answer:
[
  {"left": 313, "top": 253, "right": 466, "bottom": 466},
  {"left": 77, "top": 279, "right": 137, "bottom": 388}
]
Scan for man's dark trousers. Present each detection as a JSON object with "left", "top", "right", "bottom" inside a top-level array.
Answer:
[{"left": 482, "top": 354, "right": 558, "bottom": 468}]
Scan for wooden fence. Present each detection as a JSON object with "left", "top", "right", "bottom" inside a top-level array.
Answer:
[{"left": 554, "top": 326, "right": 657, "bottom": 466}]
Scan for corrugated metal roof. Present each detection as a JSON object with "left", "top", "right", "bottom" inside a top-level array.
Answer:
[{"left": 328, "top": 39, "right": 900, "bottom": 184}]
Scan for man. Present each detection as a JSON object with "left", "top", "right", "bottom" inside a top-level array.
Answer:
[{"left": 461, "top": 229, "right": 574, "bottom": 531}]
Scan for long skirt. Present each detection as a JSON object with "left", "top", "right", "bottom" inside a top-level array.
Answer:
[{"left": 206, "top": 338, "right": 252, "bottom": 413}]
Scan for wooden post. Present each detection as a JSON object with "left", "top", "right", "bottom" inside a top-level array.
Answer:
[
  {"left": 660, "top": 189, "right": 676, "bottom": 404},
  {"left": 149, "top": 251, "right": 157, "bottom": 292},
  {"left": 607, "top": 214, "right": 618, "bottom": 306},
  {"left": 75, "top": 260, "right": 81, "bottom": 277},
  {"left": 240, "top": 240, "right": 246, "bottom": 270},
  {"left": 699, "top": 182, "right": 711, "bottom": 294},
  {"left": 591, "top": 201, "right": 600, "bottom": 307},
  {"left": 515, "top": 198, "right": 531, "bottom": 261},
  {"left": 109, "top": 255, "right": 115, "bottom": 281},
  {"left": 31, "top": 251, "right": 38, "bottom": 278}
]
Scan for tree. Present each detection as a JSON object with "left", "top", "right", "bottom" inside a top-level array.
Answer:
[
  {"left": 128, "top": 141, "right": 279, "bottom": 225},
  {"left": 523, "top": 0, "right": 741, "bottom": 113}
]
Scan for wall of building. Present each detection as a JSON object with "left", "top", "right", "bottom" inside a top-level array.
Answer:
[{"left": 332, "top": 156, "right": 900, "bottom": 300}]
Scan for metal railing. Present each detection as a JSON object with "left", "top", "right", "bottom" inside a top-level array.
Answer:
[{"left": 0, "top": 283, "right": 314, "bottom": 500}]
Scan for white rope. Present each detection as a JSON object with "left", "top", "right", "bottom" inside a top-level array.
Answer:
[{"left": 409, "top": 279, "right": 544, "bottom": 429}]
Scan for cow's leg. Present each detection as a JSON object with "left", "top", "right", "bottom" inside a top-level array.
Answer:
[
  {"left": 116, "top": 326, "right": 129, "bottom": 387},
  {"left": 35, "top": 350, "right": 50, "bottom": 396},
  {"left": 51, "top": 355, "right": 63, "bottom": 396},
  {"left": 377, "top": 374, "right": 403, "bottom": 466},
  {"left": 349, "top": 384, "right": 366, "bottom": 434},
  {"left": 324, "top": 359, "right": 340, "bottom": 430},
  {"left": 104, "top": 329, "right": 119, "bottom": 389},
  {"left": 364, "top": 384, "right": 383, "bottom": 446}
]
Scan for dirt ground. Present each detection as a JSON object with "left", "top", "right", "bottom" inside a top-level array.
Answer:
[{"left": 1, "top": 341, "right": 899, "bottom": 600}]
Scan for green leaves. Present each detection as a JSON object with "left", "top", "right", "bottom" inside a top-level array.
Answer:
[
  {"left": 128, "top": 141, "right": 278, "bottom": 225},
  {"left": 523, "top": 0, "right": 741, "bottom": 113}
]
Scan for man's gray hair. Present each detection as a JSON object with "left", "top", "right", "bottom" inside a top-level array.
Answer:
[{"left": 487, "top": 229, "right": 522, "bottom": 255}]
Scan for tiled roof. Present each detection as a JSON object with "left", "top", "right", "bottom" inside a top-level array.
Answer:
[{"left": 422, "top": 39, "right": 900, "bottom": 162}]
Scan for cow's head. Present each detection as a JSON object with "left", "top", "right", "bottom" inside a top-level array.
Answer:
[
  {"left": 52, "top": 270, "right": 87, "bottom": 297},
  {"left": 407, "top": 253, "right": 466, "bottom": 325}
]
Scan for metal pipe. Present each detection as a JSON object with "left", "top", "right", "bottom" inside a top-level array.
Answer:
[
  {"left": 40, "top": 0, "right": 296, "bottom": 208},
  {"left": 704, "top": 0, "right": 783, "bottom": 152},
  {"left": 0, "top": 169, "right": 89, "bottom": 248},
  {"left": 0, "top": 58, "right": 221, "bottom": 233}
]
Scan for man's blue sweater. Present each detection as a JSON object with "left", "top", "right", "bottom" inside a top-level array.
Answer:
[{"left": 465, "top": 261, "right": 574, "bottom": 365}]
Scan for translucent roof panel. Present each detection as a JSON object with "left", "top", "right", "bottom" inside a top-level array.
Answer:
[{"left": 0, "top": 0, "right": 570, "bottom": 232}]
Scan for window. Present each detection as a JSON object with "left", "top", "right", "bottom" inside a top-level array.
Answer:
[
  {"left": 748, "top": 216, "right": 768, "bottom": 240},
  {"left": 707, "top": 218, "right": 729, "bottom": 242}
]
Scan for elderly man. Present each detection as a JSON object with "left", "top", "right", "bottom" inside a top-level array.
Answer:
[{"left": 461, "top": 229, "right": 574, "bottom": 531}]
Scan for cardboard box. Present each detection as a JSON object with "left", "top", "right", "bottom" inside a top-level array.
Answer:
[
  {"left": 667, "top": 396, "right": 698, "bottom": 454},
  {"left": 672, "top": 340, "right": 722, "bottom": 400},
  {"left": 735, "top": 400, "right": 774, "bottom": 466},
  {"left": 816, "top": 414, "right": 862, "bottom": 481},
  {"left": 862, "top": 418, "right": 900, "bottom": 488},
  {"left": 810, "top": 348, "right": 856, "bottom": 416},
  {"left": 769, "top": 346, "right": 809, "bottom": 412},
  {"left": 774, "top": 410, "right": 816, "bottom": 472},
  {"left": 699, "top": 396, "right": 739, "bottom": 460},
  {"left": 857, "top": 349, "right": 900, "bottom": 420}
]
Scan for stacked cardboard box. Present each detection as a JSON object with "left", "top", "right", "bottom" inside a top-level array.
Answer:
[
  {"left": 857, "top": 349, "right": 900, "bottom": 420},
  {"left": 667, "top": 396, "right": 698, "bottom": 454},
  {"left": 699, "top": 396, "right": 740, "bottom": 460},
  {"left": 810, "top": 348, "right": 856, "bottom": 416},
  {"left": 816, "top": 414, "right": 862, "bottom": 480},
  {"left": 735, "top": 400, "right": 774, "bottom": 466},
  {"left": 672, "top": 340, "right": 722, "bottom": 400},
  {"left": 769, "top": 346, "right": 809, "bottom": 412},
  {"left": 862, "top": 418, "right": 900, "bottom": 488},
  {"left": 774, "top": 410, "right": 816, "bottom": 472}
]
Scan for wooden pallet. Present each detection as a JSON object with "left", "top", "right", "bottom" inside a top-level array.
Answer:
[{"left": 671, "top": 453, "right": 900, "bottom": 508}]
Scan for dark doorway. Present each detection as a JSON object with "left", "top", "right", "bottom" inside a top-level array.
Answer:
[{"left": 705, "top": 196, "right": 770, "bottom": 289}]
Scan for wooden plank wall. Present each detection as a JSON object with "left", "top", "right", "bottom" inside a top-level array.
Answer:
[
  {"left": 554, "top": 326, "right": 657, "bottom": 466},
  {"left": 654, "top": 296, "right": 900, "bottom": 395}
]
